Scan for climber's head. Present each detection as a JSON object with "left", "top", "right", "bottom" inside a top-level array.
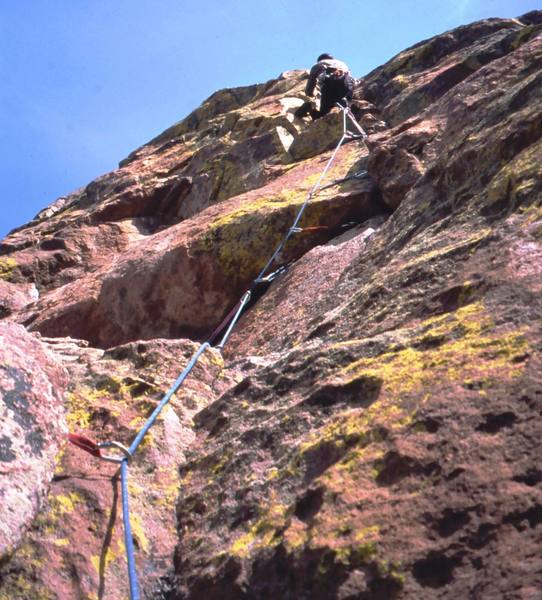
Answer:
[{"left": 317, "top": 53, "right": 333, "bottom": 61}]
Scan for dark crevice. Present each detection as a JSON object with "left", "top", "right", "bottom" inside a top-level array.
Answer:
[
  {"left": 304, "top": 375, "right": 382, "bottom": 408},
  {"left": 513, "top": 469, "right": 542, "bottom": 487},
  {"left": 412, "top": 552, "right": 458, "bottom": 588},
  {"left": 437, "top": 508, "right": 472, "bottom": 537},
  {"left": 504, "top": 505, "right": 542, "bottom": 530},
  {"left": 475, "top": 412, "right": 518, "bottom": 434},
  {"left": 294, "top": 486, "right": 325, "bottom": 522},
  {"left": 468, "top": 522, "right": 497, "bottom": 550},
  {"left": 375, "top": 451, "right": 441, "bottom": 486}
]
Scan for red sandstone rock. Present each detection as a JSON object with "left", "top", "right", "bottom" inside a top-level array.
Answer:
[
  {"left": 169, "top": 20, "right": 542, "bottom": 600},
  {"left": 1, "top": 12, "right": 541, "bottom": 600},
  {"left": 366, "top": 142, "right": 425, "bottom": 209},
  {"left": 0, "top": 280, "right": 38, "bottom": 319},
  {"left": 0, "top": 323, "right": 67, "bottom": 562},
  {"left": 22, "top": 144, "right": 381, "bottom": 348},
  {"left": 0, "top": 336, "right": 234, "bottom": 599},
  {"left": 0, "top": 72, "right": 309, "bottom": 292}
]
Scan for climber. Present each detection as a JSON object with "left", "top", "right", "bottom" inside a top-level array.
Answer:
[{"left": 295, "top": 53, "right": 355, "bottom": 120}]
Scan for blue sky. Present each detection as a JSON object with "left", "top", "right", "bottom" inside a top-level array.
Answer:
[{"left": 0, "top": 0, "right": 538, "bottom": 238}]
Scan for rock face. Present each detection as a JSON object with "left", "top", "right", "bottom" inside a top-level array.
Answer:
[
  {"left": 1, "top": 11, "right": 542, "bottom": 600},
  {"left": 0, "top": 323, "right": 66, "bottom": 562},
  {"left": 0, "top": 336, "right": 232, "bottom": 600}
]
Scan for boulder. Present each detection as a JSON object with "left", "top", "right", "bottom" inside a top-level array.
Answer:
[
  {"left": 366, "top": 141, "right": 425, "bottom": 209},
  {"left": 289, "top": 110, "right": 346, "bottom": 160},
  {"left": 0, "top": 323, "right": 67, "bottom": 561},
  {"left": 0, "top": 280, "right": 39, "bottom": 319}
]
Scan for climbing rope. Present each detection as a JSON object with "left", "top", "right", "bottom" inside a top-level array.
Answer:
[{"left": 68, "top": 104, "right": 367, "bottom": 599}]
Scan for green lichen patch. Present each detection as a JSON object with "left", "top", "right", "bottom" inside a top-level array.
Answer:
[
  {"left": 193, "top": 143, "right": 366, "bottom": 280},
  {"left": 219, "top": 301, "right": 530, "bottom": 576},
  {"left": 397, "top": 228, "right": 493, "bottom": 272},
  {"left": 302, "top": 144, "right": 363, "bottom": 189},
  {"left": 509, "top": 23, "right": 540, "bottom": 50},
  {"left": 66, "top": 373, "right": 160, "bottom": 435},
  {"left": 228, "top": 302, "right": 528, "bottom": 591},
  {"left": 195, "top": 189, "right": 324, "bottom": 280}
]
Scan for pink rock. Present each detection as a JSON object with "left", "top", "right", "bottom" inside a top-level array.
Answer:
[
  {"left": 0, "top": 323, "right": 67, "bottom": 560},
  {"left": 0, "top": 280, "right": 39, "bottom": 319}
]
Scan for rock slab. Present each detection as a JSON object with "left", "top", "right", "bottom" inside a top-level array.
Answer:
[{"left": 0, "top": 323, "right": 67, "bottom": 561}]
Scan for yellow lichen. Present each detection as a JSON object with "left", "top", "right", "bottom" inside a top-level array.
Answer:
[
  {"left": 334, "top": 541, "right": 378, "bottom": 565},
  {"left": 129, "top": 512, "right": 150, "bottom": 553},
  {"left": 391, "top": 74, "right": 409, "bottom": 89},
  {"left": 303, "top": 146, "right": 361, "bottom": 189},
  {"left": 65, "top": 387, "right": 108, "bottom": 430},
  {"left": 293, "top": 301, "right": 528, "bottom": 496},
  {"left": 0, "top": 257, "right": 18, "bottom": 281},
  {"left": 90, "top": 549, "right": 114, "bottom": 575},
  {"left": 195, "top": 145, "right": 363, "bottom": 280},
  {"left": 147, "top": 464, "right": 182, "bottom": 509},
  {"left": 128, "top": 415, "right": 147, "bottom": 428},
  {"left": 229, "top": 503, "right": 289, "bottom": 558},
  {"left": 0, "top": 542, "right": 53, "bottom": 600},
  {"left": 52, "top": 538, "right": 70, "bottom": 547},
  {"left": 340, "top": 302, "right": 526, "bottom": 397},
  {"left": 354, "top": 525, "right": 380, "bottom": 542},
  {"left": 266, "top": 467, "right": 280, "bottom": 480},
  {"left": 50, "top": 491, "right": 84, "bottom": 517},
  {"left": 520, "top": 203, "right": 542, "bottom": 225},
  {"left": 399, "top": 229, "right": 492, "bottom": 271},
  {"left": 210, "top": 451, "right": 233, "bottom": 475},
  {"left": 487, "top": 139, "right": 541, "bottom": 208},
  {"left": 206, "top": 350, "right": 225, "bottom": 369}
]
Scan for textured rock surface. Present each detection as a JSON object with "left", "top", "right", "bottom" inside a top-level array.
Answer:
[
  {"left": 172, "top": 16, "right": 542, "bottom": 600},
  {"left": 0, "top": 323, "right": 67, "bottom": 562},
  {"left": 0, "top": 280, "right": 39, "bottom": 319},
  {"left": 0, "top": 336, "right": 234, "bottom": 599},
  {"left": 1, "top": 11, "right": 542, "bottom": 600},
  {"left": 21, "top": 144, "right": 382, "bottom": 348}
]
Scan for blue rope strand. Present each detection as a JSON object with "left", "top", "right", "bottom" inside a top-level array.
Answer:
[
  {"left": 120, "top": 341, "right": 209, "bottom": 599},
  {"left": 254, "top": 107, "right": 352, "bottom": 283},
  {"left": 121, "top": 460, "right": 140, "bottom": 600},
  {"left": 128, "top": 342, "right": 210, "bottom": 455},
  {"left": 114, "top": 105, "right": 367, "bottom": 599}
]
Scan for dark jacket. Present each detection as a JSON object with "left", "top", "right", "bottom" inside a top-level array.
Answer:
[{"left": 305, "top": 58, "right": 351, "bottom": 96}]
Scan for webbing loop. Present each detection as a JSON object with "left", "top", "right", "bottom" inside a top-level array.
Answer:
[
  {"left": 68, "top": 433, "right": 102, "bottom": 458},
  {"left": 68, "top": 103, "right": 368, "bottom": 600}
]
